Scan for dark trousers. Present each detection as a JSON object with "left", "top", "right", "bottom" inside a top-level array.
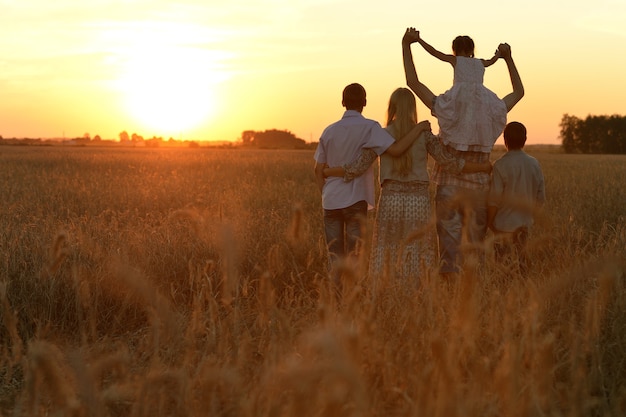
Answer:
[{"left": 323, "top": 200, "right": 367, "bottom": 276}]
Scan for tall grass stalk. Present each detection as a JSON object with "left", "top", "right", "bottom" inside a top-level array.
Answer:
[{"left": 0, "top": 146, "right": 624, "bottom": 416}]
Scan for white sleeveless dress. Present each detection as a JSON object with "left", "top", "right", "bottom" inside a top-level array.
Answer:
[{"left": 433, "top": 56, "right": 507, "bottom": 152}]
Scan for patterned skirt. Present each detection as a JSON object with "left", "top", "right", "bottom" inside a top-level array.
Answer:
[{"left": 369, "top": 180, "right": 436, "bottom": 286}]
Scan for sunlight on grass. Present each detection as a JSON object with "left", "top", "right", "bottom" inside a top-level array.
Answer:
[{"left": 0, "top": 147, "right": 625, "bottom": 416}]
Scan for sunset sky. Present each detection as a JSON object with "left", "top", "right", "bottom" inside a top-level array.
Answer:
[{"left": 1, "top": 0, "right": 625, "bottom": 144}]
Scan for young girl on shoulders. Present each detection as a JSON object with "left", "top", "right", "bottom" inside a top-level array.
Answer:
[{"left": 407, "top": 29, "right": 508, "bottom": 152}]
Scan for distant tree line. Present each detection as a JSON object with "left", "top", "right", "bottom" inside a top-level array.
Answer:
[
  {"left": 0, "top": 131, "right": 204, "bottom": 148},
  {"left": 241, "top": 129, "right": 307, "bottom": 149},
  {"left": 2, "top": 128, "right": 315, "bottom": 149},
  {"left": 560, "top": 114, "right": 626, "bottom": 154}
]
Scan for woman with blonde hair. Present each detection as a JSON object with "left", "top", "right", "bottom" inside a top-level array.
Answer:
[{"left": 325, "top": 87, "right": 490, "bottom": 285}]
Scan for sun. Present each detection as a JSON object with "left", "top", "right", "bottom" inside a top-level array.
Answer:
[{"left": 119, "top": 45, "right": 222, "bottom": 137}]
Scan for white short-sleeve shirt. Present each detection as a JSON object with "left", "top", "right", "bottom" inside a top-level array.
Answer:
[{"left": 314, "top": 110, "right": 395, "bottom": 210}]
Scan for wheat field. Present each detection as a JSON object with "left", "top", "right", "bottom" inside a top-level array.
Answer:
[{"left": 0, "top": 145, "right": 625, "bottom": 416}]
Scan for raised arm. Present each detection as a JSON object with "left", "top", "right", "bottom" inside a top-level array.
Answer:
[
  {"left": 499, "top": 43, "right": 524, "bottom": 112},
  {"left": 481, "top": 47, "right": 501, "bottom": 68},
  {"left": 416, "top": 32, "right": 454, "bottom": 64},
  {"left": 402, "top": 28, "right": 437, "bottom": 111}
]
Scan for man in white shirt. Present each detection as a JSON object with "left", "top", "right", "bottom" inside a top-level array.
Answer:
[{"left": 314, "top": 83, "right": 426, "bottom": 286}]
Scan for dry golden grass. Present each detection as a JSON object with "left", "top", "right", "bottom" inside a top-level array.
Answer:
[{"left": 0, "top": 145, "right": 625, "bottom": 416}]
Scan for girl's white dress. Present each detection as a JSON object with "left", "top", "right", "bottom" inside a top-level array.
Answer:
[{"left": 433, "top": 56, "right": 507, "bottom": 152}]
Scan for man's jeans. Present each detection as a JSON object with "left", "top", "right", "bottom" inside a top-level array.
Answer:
[
  {"left": 435, "top": 185, "right": 488, "bottom": 274},
  {"left": 323, "top": 200, "right": 367, "bottom": 270}
]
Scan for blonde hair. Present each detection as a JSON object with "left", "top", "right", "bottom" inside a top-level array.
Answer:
[{"left": 386, "top": 88, "right": 417, "bottom": 176}]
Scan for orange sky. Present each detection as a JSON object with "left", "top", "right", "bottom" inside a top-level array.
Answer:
[{"left": 1, "top": 0, "right": 625, "bottom": 144}]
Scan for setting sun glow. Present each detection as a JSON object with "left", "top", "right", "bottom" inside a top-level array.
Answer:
[
  {"left": 118, "top": 45, "right": 220, "bottom": 137},
  {"left": 1, "top": 1, "right": 625, "bottom": 143}
]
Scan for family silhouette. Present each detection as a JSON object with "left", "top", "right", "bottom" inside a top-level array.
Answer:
[{"left": 314, "top": 28, "right": 540, "bottom": 288}]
